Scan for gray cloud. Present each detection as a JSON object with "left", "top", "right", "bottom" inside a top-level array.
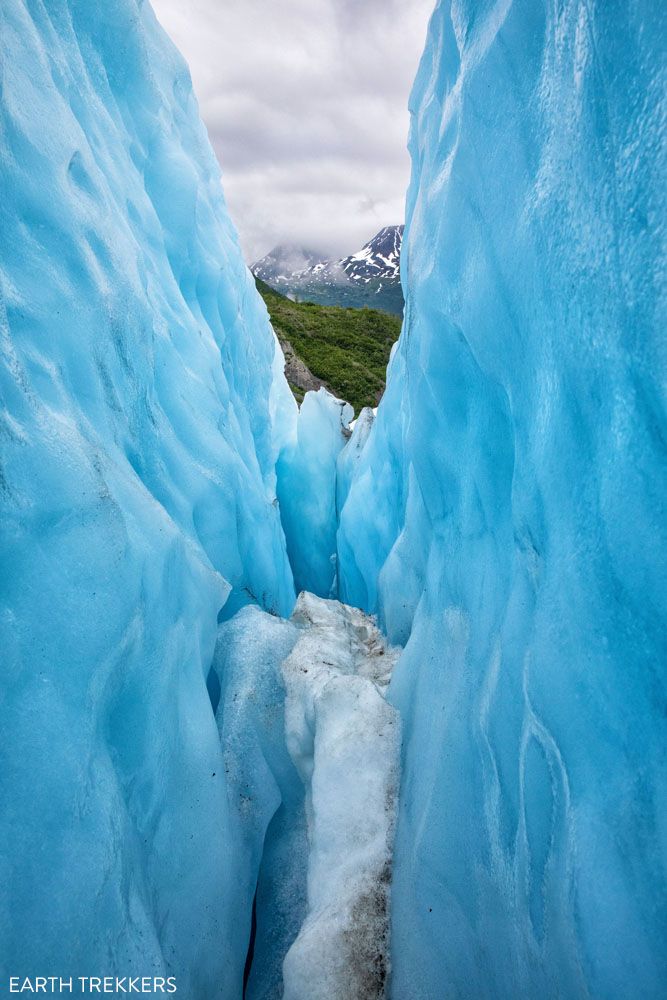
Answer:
[{"left": 150, "top": 0, "right": 432, "bottom": 262}]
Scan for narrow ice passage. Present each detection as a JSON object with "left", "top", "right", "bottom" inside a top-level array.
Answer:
[
  {"left": 2, "top": 1, "right": 665, "bottom": 997},
  {"left": 211, "top": 590, "right": 401, "bottom": 1000}
]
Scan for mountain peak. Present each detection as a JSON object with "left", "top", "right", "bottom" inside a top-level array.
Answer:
[
  {"left": 252, "top": 244, "right": 324, "bottom": 283},
  {"left": 251, "top": 226, "right": 404, "bottom": 315},
  {"left": 341, "top": 225, "right": 403, "bottom": 281}
]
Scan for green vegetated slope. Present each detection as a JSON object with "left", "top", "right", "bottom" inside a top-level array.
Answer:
[{"left": 256, "top": 278, "right": 401, "bottom": 414}]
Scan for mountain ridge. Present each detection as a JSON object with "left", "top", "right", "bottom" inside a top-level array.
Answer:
[{"left": 252, "top": 225, "right": 404, "bottom": 316}]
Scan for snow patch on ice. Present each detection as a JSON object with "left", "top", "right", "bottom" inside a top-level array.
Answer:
[{"left": 281, "top": 593, "right": 401, "bottom": 1000}]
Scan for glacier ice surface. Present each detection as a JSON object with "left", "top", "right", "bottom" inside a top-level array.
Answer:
[
  {"left": 337, "top": 405, "right": 375, "bottom": 519},
  {"left": 280, "top": 594, "right": 401, "bottom": 1000},
  {"left": 210, "top": 594, "right": 401, "bottom": 1000},
  {"left": 337, "top": 0, "right": 667, "bottom": 997},
  {"left": 210, "top": 606, "right": 307, "bottom": 999},
  {"left": 277, "top": 388, "right": 353, "bottom": 598},
  {"left": 2, "top": 0, "right": 666, "bottom": 997},
  {"left": 0, "top": 0, "right": 295, "bottom": 993}
]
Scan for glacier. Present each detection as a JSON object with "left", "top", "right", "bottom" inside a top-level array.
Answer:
[
  {"left": 0, "top": 0, "right": 296, "bottom": 994},
  {"left": 280, "top": 593, "right": 400, "bottom": 1000},
  {"left": 337, "top": 0, "right": 667, "bottom": 997},
  {"left": 277, "top": 388, "right": 353, "bottom": 598},
  {"left": 1, "top": 0, "right": 666, "bottom": 998},
  {"left": 210, "top": 606, "right": 306, "bottom": 998},
  {"left": 209, "top": 593, "right": 401, "bottom": 1000}
]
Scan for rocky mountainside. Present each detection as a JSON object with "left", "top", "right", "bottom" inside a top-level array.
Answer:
[
  {"left": 252, "top": 226, "right": 404, "bottom": 316},
  {"left": 338, "top": 224, "right": 402, "bottom": 282}
]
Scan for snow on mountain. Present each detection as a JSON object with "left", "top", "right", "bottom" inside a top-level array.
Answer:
[
  {"left": 252, "top": 244, "right": 324, "bottom": 284},
  {"left": 339, "top": 225, "right": 403, "bottom": 282},
  {"left": 252, "top": 226, "right": 404, "bottom": 315}
]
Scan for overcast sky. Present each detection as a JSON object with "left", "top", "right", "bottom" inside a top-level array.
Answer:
[{"left": 151, "top": 0, "right": 432, "bottom": 262}]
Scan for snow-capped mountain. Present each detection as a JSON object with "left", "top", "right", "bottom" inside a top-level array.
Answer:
[
  {"left": 252, "top": 244, "right": 323, "bottom": 285},
  {"left": 252, "top": 226, "right": 404, "bottom": 315},
  {"left": 339, "top": 225, "right": 402, "bottom": 282}
]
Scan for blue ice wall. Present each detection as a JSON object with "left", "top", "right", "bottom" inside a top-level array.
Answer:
[
  {"left": 0, "top": 1, "right": 295, "bottom": 994},
  {"left": 210, "top": 607, "right": 308, "bottom": 1000},
  {"left": 338, "top": 1, "right": 667, "bottom": 996},
  {"left": 278, "top": 388, "right": 353, "bottom": 598}
]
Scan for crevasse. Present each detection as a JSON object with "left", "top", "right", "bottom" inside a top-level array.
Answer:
[{"left": 1, "top": 1, "right": 665, "bottom": 999}]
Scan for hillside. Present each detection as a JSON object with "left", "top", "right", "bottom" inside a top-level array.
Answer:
[{"left": 256, "top": 278, "right": 400, "bottom": 413}]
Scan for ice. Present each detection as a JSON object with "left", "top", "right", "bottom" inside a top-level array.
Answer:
[
  {"left": 0, "top": 1, "right": 295, "bottom": 993},
  {"left": 277, "top": 388, "right": 353, "bottom": 598},
  {"left": 209, "top": 594, "right": 400, "bottom": 1000},
  {"left": 336, "top": 405, "right": 374, "bottom": 518},
  {"left": 337, "top": 1, "right": 667, "bottom": 997},
  {"left": 3, "top": 0, "right": 665, "bottom": 996},
  {"left": 210, "top": 606, "right": 307, "bottom": 1000},
  {"left": 280, "top": 594, "right": 401, "bottom": 1000}
]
